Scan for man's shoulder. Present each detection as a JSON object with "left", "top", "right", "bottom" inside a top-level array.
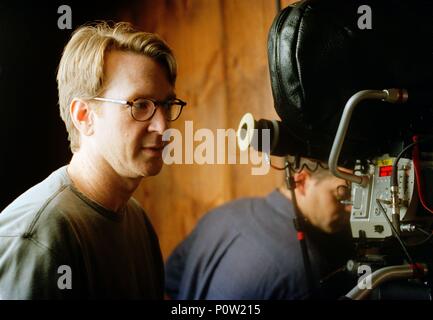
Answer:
[
  {"left": 196, "top": 192, "right": 301, "bottom": 260},
  {"left": 204, "top": 195, "right": 265, "bottom": 220},
  {"left": 0, "top": 166, "right": 76, "bottom": 240},
  {"left": 199, "top": 191, "right": 292, "bottom": 235},
  {"left": 188, "top": 196, "right": 258, "bottom": 237},
  {"left": 204, "top": 190, "right": 291, "bottom": 219}
]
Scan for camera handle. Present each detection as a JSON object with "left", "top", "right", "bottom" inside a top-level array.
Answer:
[{"left": 328, "top": 89, "right": 408, "bottom": 187}]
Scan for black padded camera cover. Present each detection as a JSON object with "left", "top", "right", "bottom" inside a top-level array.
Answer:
[{"left": 268, "top": 0, "right": 433, "bottom": 163}]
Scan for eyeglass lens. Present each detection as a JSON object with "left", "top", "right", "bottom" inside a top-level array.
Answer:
[{"left": 131, "top": 99, "right": 182, "bottom": 121}]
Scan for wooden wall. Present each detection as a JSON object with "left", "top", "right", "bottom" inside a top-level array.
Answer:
[{"left": 119, "top": 0, "right": 296, "bottom": 260}]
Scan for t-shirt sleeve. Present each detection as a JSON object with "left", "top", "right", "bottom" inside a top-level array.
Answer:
[
  {"left": 0, "top": 236, "right": 81, "bottom": 299},
  {"left": 0, "top": 202, "right": 87, "bottom": 300}
]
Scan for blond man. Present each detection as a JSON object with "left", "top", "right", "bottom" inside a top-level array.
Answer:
[{"left": 0, "top": 22, "right": 186, "bottom": 299}]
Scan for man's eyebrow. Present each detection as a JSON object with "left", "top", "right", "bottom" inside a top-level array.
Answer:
[{"left": 131, "top": 93, "right": 177, "bottom": 101}]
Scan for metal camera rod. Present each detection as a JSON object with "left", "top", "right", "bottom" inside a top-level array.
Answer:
[
  {"left": 328, "top": 89, "right": 408, "bottom": 186},
  {"left": 345, "top": 263, "right": 428, "bottom": 300}
]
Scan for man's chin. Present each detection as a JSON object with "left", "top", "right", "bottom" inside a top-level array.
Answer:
[{"left": 140, "top": 160, "right": 163, "bottom": 177}]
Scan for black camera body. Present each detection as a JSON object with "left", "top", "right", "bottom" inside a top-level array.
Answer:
[{"left": 267, "top": 0, "right": 433, "bottom": 165}]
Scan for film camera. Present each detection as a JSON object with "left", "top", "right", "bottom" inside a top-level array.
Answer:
[{"left": 237, "top": 0, "right": 433, "bottom": 299}]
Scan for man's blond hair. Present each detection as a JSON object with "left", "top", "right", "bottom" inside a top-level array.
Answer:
[{"left": 56, "top": 21, "right": 177, "bottom": 153}]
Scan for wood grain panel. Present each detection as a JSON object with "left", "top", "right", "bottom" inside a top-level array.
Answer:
[
  {"left": 220, "top": 0, "right": 284, "bottom": 200},
  {"left": 281, "top": 0, "right": 298, "bottom": 9}
]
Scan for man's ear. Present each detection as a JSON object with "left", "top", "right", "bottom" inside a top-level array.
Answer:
[
  {"left": 70, "top": 98, "right": 95, "bottom": 136},
  {"left": 293, "top": 170, "right": 311, "bottom": 196}
]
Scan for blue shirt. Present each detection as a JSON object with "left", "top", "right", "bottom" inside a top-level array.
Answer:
[{"left": 165, "top": 190, "right": 354, "bottom": 299}]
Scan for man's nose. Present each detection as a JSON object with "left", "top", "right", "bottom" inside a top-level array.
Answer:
[{"left": 148, "top": 107, "right": 168, "bottom": 134}]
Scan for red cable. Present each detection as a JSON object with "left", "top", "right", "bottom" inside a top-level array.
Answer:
[
  {"left": 412, "top": 135, "right": 433, "bottom": 215},
  {"left": 410, "top": 263, "right": 425, "bottom": 278}
]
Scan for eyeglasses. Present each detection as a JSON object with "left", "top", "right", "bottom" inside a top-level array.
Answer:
[
  {"left": 336, "top": 180, "right": 352, "bottom": 204},
  {"left": 92, "top": 97, "right": 187, "bottom": 121}
]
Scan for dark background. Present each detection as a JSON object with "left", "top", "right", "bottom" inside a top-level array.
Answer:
[{"left": 0, "top": 1, "right": 135, "bottom": 210}]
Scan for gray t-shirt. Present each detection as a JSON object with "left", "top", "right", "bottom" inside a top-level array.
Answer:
[{"left": 0, "top": 166, "right": 164, "bottom": 299}]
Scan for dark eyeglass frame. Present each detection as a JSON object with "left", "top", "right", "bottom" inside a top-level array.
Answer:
[{"left": 92, "top": 96, "right": 187, "bottom": 121}]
